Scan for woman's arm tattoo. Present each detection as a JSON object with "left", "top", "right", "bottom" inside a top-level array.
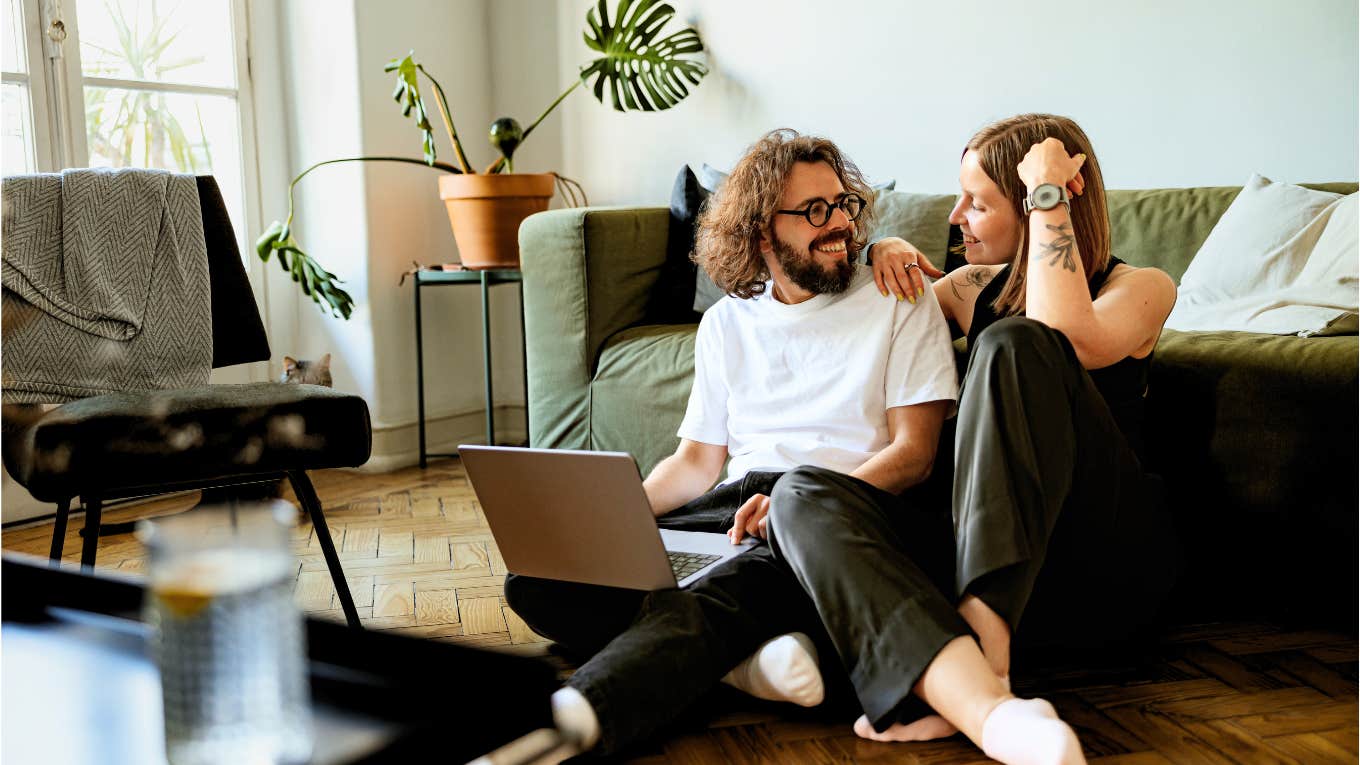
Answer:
[
  {"left": 1040, "top": 222, "right": 1078, "bottom": 272},
  {"left": 948, "top": 267, "right": 995, "bottom": 300}
]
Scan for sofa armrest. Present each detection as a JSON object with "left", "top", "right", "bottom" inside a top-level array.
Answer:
[{"left": 519, "top": 206, "right": 670, "bottom": 449}]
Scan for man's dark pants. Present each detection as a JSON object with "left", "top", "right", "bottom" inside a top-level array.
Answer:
[{"left": 505, "top": 470, "right": 962, "bottom": 754}]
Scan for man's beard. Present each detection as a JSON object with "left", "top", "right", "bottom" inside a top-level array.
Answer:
[{"left": 771, "top": 230, "right": 857, "bottom": 295}]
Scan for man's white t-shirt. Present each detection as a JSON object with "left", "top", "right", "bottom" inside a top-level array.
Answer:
[{"left": 677, "top": 264, "right": 959, "bottom": 485}]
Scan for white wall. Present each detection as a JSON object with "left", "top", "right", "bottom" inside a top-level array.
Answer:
[
  {"left": 352, "top": 0, "right": 492, "bottom": 469},
  {"left": 262, "top": 0, "right": 564, "bottom": 472},
  {"left": 280, "top": 0, "right": 373, "bottom": 401},
  {"left": 555, "top": 0, "right": 1359, "bottom": 204}
]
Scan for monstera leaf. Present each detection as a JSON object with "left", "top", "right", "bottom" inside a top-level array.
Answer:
[
  {"left": 579, "top": 0, "right": 707, "bottom": 112},
  {"left": 256, "top": 220, "right": 355, "bottom": 320},
  {"left": 384, "top": 52, "right": 438, "bottom": 167}
]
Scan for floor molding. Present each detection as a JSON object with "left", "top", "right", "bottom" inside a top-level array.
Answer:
[{"left": 363, "top": 404, "right": 527, "bottom": 473}]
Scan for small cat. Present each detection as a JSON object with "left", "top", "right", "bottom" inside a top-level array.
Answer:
[
  {"left": 280, "top": 353, "right": 333, "bottom": 387},
  {"left": 198, "top": 353, "right": 334, "bottom": 506}
]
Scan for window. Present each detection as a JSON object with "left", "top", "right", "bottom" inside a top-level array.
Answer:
[
  {"left": 1, "top": 0, "right": 47, "bottom": 175},
  {"left": 5, "top": 0, "right": 259, "bottom": 256}
]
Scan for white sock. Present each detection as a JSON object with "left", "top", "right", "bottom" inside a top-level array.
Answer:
[
  {"left": 721, "top": 632, "right": 824, "bottom": 707},
  {"left": 551, "top": 686, "right": 600, "bottom": 750},
  {"left": 980, "top": 698, "right": 1086, "bottom": 765}
]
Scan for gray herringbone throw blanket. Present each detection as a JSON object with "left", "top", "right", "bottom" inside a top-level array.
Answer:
[{"left": 1, "top": 168, "right": 212, "bottom": 403}]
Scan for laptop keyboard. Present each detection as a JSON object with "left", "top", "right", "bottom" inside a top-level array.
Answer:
[{"left": 668, "top": 551, "right": 722, "bottom": 581}]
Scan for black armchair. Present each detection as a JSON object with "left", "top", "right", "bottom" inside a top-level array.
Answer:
[{"left": 2, "top": 177, "right": 368, "bottom": 628}]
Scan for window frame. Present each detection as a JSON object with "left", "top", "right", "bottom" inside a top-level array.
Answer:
[{"left": 2, "top": 0, "right": 59, "bottom": 171}]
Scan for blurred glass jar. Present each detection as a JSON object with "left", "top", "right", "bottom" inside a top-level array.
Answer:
[{"left": 140, "top": 501, "right": 312, "bottom": 765}]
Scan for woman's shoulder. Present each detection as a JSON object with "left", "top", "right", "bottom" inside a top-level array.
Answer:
[
  {"left": 949, "top": 263, "right": 1007, "bottom": 288},
  {"left": 1098, "top": 262, "right": 1175, "bottom": 298},
  {"left": 933, "top": 263, "right": 1008, "bottom": 332},
  {"left": 962, "top": 263, "right": 1008, "bottom": 276},
  {"left": 943, "top": 264, "right": 1007, "bottom": 301}
]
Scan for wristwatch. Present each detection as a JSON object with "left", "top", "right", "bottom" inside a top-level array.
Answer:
[{"left": 1023, "top": 183, "right": 1069, "bottom": 215}]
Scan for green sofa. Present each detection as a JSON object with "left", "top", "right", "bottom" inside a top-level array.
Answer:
[{"left": 519, "top": 182, "right": 1358, "bottom": 624}]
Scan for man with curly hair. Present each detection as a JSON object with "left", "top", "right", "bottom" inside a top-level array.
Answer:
[{"left": 504, "top": 129, "right": 959, "bottom": 755}]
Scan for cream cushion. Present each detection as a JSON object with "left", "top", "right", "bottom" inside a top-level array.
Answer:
[{"left": 1166, "top": 175, "right": 1355, "bottom": 335}]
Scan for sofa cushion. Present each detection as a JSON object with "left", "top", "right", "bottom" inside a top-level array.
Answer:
[
  {"left": 653, "top": 166, "right": 707, "bottom": 324},
  {"left": 869, "top": 191, "right": 958, "bottom": 267},
  {"left": 592, "top": 324, "right": 697, "bottom": 475}
]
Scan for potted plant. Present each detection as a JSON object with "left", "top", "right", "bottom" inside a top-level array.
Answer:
[{"left": 257, "top": 0, "right": 708, "bottom": 319}]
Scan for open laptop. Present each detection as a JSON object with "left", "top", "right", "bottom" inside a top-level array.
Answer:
[{"left": 458, "top": 446, "right": 755, "bottom": 589}]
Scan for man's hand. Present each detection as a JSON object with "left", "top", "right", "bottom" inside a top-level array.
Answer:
[
  {"left": 871, "top": 237, "right": 945, "bottom": 303},
  {"left": 729, "top": 493, "right": 771, "bottom": 543}
]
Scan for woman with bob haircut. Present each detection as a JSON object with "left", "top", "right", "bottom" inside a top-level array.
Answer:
[{"left": 784, "top": 112, "right": 1180, "bottom": 761}]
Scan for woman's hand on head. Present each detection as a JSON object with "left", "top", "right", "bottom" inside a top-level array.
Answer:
[
  {"left": 871, "top": 237, "right": 944, "bottom": 303},
  {"left": 1017, "top": 137, "right": 1087, "bottom": 198}
]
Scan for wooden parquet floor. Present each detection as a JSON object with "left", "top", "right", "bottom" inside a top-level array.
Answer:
[{"left": 4, "top": 460, "right": 1357, "bottom": 764}]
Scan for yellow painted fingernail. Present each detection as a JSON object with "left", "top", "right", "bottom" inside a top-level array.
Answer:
[
  {"left": 918, "top": 287, "right": 925, "bottom": 297},
  {"left": 880, "top": 289, "right": 888, "bottom": 297},
  {"left": 908, "top": 294, "right": 916, "bottom": 304},
  {"left": 896, "top": 294, "right": 904, "bottom": 302}
]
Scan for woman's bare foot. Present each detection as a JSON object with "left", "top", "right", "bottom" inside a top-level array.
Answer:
[{"left": 853, "top": 713, "right": 958, "bottom": 742}]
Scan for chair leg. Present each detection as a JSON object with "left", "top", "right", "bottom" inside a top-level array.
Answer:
[
  {"left": 80, "top": 496, "right": 102, "bottom": 572},
  {"left": 49, "top": 498, "right": 71, "bottom": 565},
  {"left": 287, "top": 471, "right": 361, "bottom": 629}
]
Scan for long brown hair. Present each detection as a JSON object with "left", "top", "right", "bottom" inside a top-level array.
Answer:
[
  {"left": 967, "top": 114, "right": 1110, "bottom": 315},
  {"left": 693, "top": 129, "right": 876, "bottom": 299}
]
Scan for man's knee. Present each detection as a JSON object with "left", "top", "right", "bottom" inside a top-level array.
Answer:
[
  {"left": 504, "top": 573, "right": 587, "bottom": 628},
  {"left": 503, "top": 573, "right": 542, "bottom": 623},
  {"left": 771, "top": 464, "right": 835, "bottom": 512},
  {"left": 769, "top": 465, "right": 859, "bottom": 535},
  {"left": 971, "top": 317, "right": 1073, "bottom": 368}
]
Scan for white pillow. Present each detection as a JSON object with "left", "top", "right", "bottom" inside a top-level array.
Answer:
[
  {"left": 1270, "top": 192, "right": 1360, "bottom": 336},
  {"left": 1167, "top": 186, "right": 1357, "bottom": 336},
  {"left": 1177, "top": 174, "right": 1341, "bottom": 298},
  {"left": 1295, "top": 191, "right": 1357, "bottom": 287}
]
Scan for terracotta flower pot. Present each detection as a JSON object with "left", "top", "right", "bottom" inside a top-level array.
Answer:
[{"left": 437, "top": 173, "right": 555, "bottom": 269}]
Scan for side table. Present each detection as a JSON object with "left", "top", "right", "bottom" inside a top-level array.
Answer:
[{"left": 412, "top": 268, "right": 527, "bottom": 468}]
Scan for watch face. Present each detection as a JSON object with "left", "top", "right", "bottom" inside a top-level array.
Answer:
[{"left": 1034, "top": 184, "right": 1063, "bottom": 209}]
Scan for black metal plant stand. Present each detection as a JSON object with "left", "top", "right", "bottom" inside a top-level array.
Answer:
[{"left": 412, "top": 268, "right": 529, "bottom": 467}]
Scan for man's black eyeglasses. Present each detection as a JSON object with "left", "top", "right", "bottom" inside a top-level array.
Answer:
[{"left": 776, "top": 193, "right": 866, "bottom": 227}]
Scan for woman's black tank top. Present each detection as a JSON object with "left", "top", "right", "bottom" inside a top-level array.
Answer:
[{"left": 966, "top": 257, "right": 1150, "bottom": 456}]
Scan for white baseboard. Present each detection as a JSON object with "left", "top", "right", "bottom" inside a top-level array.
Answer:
[{"left": 359, "top": 404, "right": 527, "bottom": 473}]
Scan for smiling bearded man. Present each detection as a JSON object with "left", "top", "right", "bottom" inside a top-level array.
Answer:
[{"left": 500, "top": 128, "right": 961, "bottom": 757}]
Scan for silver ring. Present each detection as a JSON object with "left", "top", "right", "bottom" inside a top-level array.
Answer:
[{"left": 905, "top": 262, "right": 921, "bottom": 271}]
